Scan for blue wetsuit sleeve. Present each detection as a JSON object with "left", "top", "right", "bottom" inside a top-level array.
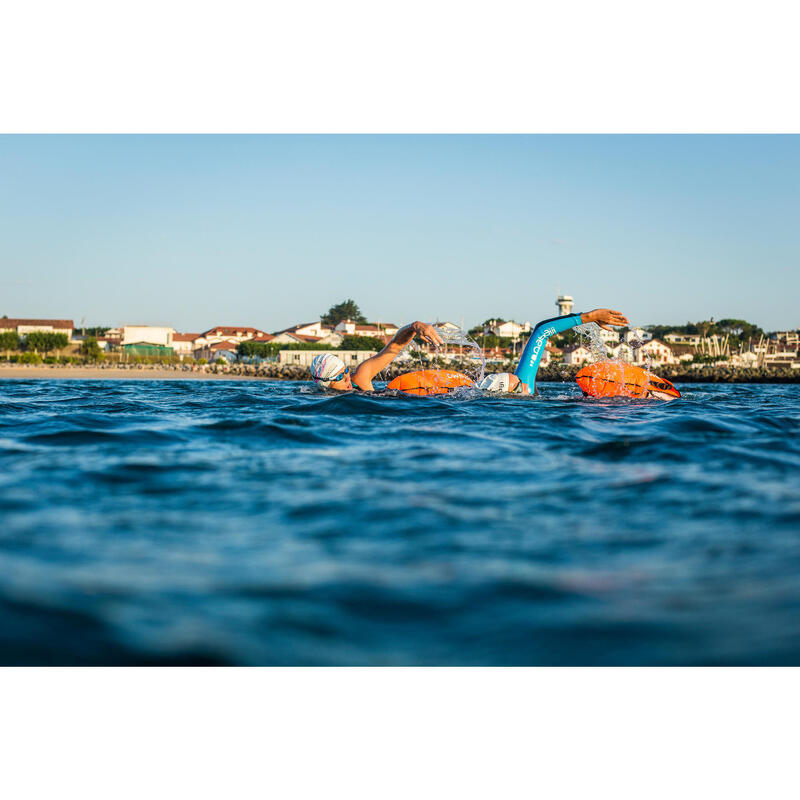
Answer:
[{"left": 514, "top": 313, "right": 584, "bottom": 390}]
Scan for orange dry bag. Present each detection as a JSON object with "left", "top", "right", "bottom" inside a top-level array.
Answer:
[
  {"left": 576, "top": 362, "right": 680, "bottom": 400},
  {"left": 387, "top": 369, "right": 474, "bottom": 396}
]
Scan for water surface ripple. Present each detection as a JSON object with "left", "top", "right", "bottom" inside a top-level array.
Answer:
[{"left": 1, "top": 379, "right": 799, "bottom": 665}]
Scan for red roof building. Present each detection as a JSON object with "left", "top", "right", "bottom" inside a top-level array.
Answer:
[{"left": 0, "top": 318, "right": 75, "bottom": 336}]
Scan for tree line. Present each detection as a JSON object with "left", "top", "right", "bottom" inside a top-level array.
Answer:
[
  {"left": 237, "top": 334, "right": 385, "bottom": 359},
  {"left": 0, "top": 331, "right": 70, "bottom": 358}
]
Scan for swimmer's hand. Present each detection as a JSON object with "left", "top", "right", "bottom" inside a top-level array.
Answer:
[
  {"left": 393, "top": 321, "right": 444, "bottom": 348},
  {"left": 581, "top": 308, "right": 629, "bottom": 331},
  {"left": 411, "top": 321, "right": 444, "bottom": 347}
]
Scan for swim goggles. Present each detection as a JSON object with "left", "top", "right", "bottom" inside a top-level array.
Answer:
[{"left": 330, "top": 367, "right": 350, "bottom": 382}]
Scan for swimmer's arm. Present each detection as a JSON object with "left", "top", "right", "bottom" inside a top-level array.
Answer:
[
  {"left": 514, "top": 308, "right": 629, "bottom": 386},
  {"left": 352, "top": 321, "right": 444, "bottom": 391}
]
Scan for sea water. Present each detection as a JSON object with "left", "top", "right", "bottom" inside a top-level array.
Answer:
[{"left": 1, "top": 379, "right": 799, "bottom": 665}]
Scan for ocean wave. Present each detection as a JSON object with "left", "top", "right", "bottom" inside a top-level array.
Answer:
[{"left": 0, "top": 379, "right": 799, "bottom": 665}]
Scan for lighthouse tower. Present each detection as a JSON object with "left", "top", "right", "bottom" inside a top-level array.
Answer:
[{"left": 556, "top": 294, "right": 574, "bottom": 316}]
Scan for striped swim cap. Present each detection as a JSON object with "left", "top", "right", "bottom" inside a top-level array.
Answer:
[{"left": 310, "top": 354, "right": 346, "bottom": 387}]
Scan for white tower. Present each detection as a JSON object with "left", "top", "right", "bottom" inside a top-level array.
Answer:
[{"left": 556, "top": 294, "right": 574, "bottom": 316}]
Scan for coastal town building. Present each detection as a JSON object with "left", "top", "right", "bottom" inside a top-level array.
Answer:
[
  {"left": 0, "top": 318, "right": 75, "bottom": 339},
  {"left": 730, "top": 351, "right": 760, "bottom": 367},
  {"left": 485, "top": 319, "right": 531, "bottom": 338},
  {"left": 121, "top": 325, "right": 175, "bottom": 356},
  {"left": 609, "top": 341, "right": 636, "bottom": 362},
  {"left": 121, "top": 325, "right": 174, "bottom": 347},
  {"left": 194, "top": 326, "right": 269, "bottom": 349},
  {"left": 764, "top": 352, "right": 800, "bottom": 369},
  {"left": 194, "top": 340, "right": 239, "bottom": 362},
  {"left": 562, "top": 344, "right": 593, "bottom": 365},
  {"left": 283, "top": 321, "right": 333, "bottom": 339},
  {"left": 624, "top": 327, "right": 653, "bottom": 344},
  {"left": 637, "top": 338, "right": 677, "bottom": 364},
  {"left": 172, "top": 333, "right": 200, "bottom": 358},
  {"left": 272, "top": 322, "right": 342, "bottom": 345},
  {"left": 277, "top": 349, "right": 378, "bottom": 369},
  {"left": 664, "top": 343, "right": 696, "bottom": 363},
  {"left": 96, "top": 335, "right": 121, "bottom": 352},
  {"left": 556, "top": 295, "right": 574, "bottom": 316},
  {"left": 595, "top": 327, "right": 621, "bottom": 346},
  {"left": 270, "top": 331, "right": 308, "bottom": 345},
  {"left": 333, "top": 319, "right": 399, "bottom": 338},
  {"left": 769, "top": 330, "right": 800, "bottom": 349},
  {"left": 664, "top": 333, "right": 702, "bottom": 346}
]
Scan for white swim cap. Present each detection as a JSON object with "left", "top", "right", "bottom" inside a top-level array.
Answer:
[
  {"left": 478, "top": 373, "right": 515, "bottom": 392},
  {"left": 310, "top": 354, "right": 346, "bottom": 387}
]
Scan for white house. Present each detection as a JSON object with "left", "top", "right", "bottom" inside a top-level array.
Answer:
[
  {"left": 194, "top": 340, "right": 240, "bottom": 362},
  {"left": 594, "top": 327, "right": 621, "bottom": 346},
  {"left": 488, "top": 320, "right": 531, "bottom": 338},
  {"left": 333, "top": 319, "right": 399, "bottom": 337},
  {"left": 664, "top": 333, "right": 702, "bottom": 346},
  {"left": 0, "top": 318, "right": 75, "bottom": 340},
  {"left": 194, "top": 326, "right": 269, "bottom": 349},
  {"left": 730, "top": 351, "right": 759, "bottom": 367},
  {"left": 609, "top": 341, "right": 636, "bottom": 363},
  {"left": 623, "top": 327, "right": 653, "bottom": 343},
  {"left": 285, "top": 321, "right": 333, "bottom": 339},
  {"left": 562, "top": 344, "right": 594, "bottom": 365},
  {"left": 638, "top": 339, "right": 677, "bottom": 365},
  {"left": 171, "top": 333, "right": 200, "bottom": 359},
  {"left": 278, "top": 349, "right": 378, "bottom": 369},
  {"left": 769, "top": 330, "right": 800, "bottom": 349},
  {"left": 764, "top": 352, "right": 800, "bottom": 369},
  {"left": 270, "top": 331, "right": 307, "bottom": 345},
  {"left": 121, "top": 325, "right": 174, "bottom": 347}
]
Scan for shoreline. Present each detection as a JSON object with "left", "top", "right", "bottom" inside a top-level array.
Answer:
[
  {"left": 0, "top": 366, "right": 275, "bottom": 381},
  {"left": 1, "top": 363, "right": 799, "bottom": 383}
]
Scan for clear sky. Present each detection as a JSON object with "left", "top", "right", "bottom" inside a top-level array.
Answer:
[{"left": 1, "top": 135, "right": 797, "bottom": 333}]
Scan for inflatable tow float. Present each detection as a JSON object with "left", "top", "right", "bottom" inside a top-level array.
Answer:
[
  {"left": 387, "top": 369, "right": 474, "bottom": 396},
  {"left": 576, "top": 362, "right": 680, "bottom": 401}
]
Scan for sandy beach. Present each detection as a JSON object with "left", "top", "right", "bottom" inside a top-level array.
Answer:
[{"left": 0, "top": 366, "right": 269, "bottom": 381}]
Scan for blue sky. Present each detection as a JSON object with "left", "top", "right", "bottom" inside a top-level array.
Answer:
[{"left": 1, "top": 135, "right": 797, "bottom": 333}]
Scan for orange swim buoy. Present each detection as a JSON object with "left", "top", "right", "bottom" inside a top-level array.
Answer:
[
  {"left": 387, "top": 369, "right": 474, "bottom": 396},
  {"left": 576, "top": 362, "right": 680, "bottom": 400}
]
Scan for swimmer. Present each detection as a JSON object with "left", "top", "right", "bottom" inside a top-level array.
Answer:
[
  {"left": 480, "top": 308, "right": 629, "bottom": 394},
  {"left": 477, "top": 373, "right": 530, "bottom": 394},
  {"left": 309, "top": 320, "right": 444, "bottom": 392}
]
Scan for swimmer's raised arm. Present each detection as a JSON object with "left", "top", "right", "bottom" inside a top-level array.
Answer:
[
  {"left": 352, "top": 321, "right": 444, "bottom": 391},
  {"left": 513, "top": 307, "right": 629, "bottom": 391}
]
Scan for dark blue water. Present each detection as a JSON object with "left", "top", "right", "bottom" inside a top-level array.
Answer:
[{"left": 1, "top": 379, "right": 799, "bottom": 665}]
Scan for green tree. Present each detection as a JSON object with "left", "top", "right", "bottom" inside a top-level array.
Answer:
[
  {"left": 47, "top": 332, "right": 69, "bottom": 357},
  {"left": 80, "top": 336, "right": 103, "bottom": 362},
  {"left": 26, "top": 331, "right": 70, "bottom": 357},
  {"left": 0, "top": 331, "right": 20, "bottom": 360},
  {"left": 339, "top": 335, "right": 385, "bottom": 351},
  {"left": 281, "top": 342, "right": 334, "bottom": 351},
  {"left": 24, "top": 331, "right": 47, "bottom": 354},
  {"left": 321, "top": 299, "right": 367, "bottom": 325},
  {"left": 83, "top": 326, "right": 110, "bottom": 337},
  {"left": 238, "top": 340, "right": 272, "bottom": 359}
]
